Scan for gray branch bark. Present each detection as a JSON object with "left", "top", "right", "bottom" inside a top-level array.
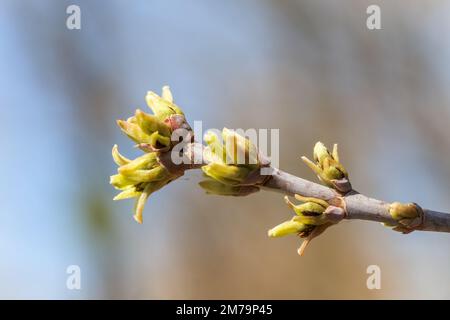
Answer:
[{"left": 264, "top": 168, "right": 450, "bottom": 233}]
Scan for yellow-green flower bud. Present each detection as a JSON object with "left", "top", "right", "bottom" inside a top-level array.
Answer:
[
  {"left": 111, "top": 86, "right": 189, "bottom": 224},
  {"left": 270, "top": 193, "right": 345, "bottom": 255},
  {"left": 202, "top": 128, "right": 264, "bottom": 187},
  {"left": 302, "top": 142, "right": 351, "bottom": 193}
]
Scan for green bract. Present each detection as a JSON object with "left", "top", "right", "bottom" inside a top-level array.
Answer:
[{"left": 385, "top": 202, "right": 423, "bottom": 233}]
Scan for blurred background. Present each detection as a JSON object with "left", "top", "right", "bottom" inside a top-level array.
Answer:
[{"left": 1, "top": 0, "right": 449, "bottom": 299}]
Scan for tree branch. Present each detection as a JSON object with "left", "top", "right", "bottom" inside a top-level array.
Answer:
[
  {"left": 111, "top": 86, "right": 450, "bottom": 257},
  {"left": 180, "top": 142, "right": 450, "bottom": 233}
]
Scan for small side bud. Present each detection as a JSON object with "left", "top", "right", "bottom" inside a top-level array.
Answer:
[
  {"left": 389, "top": 202, "right": 420, "bottom": 220},
  {"left": 388, "top": 202, "right": 423, "bottom": 232}
]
